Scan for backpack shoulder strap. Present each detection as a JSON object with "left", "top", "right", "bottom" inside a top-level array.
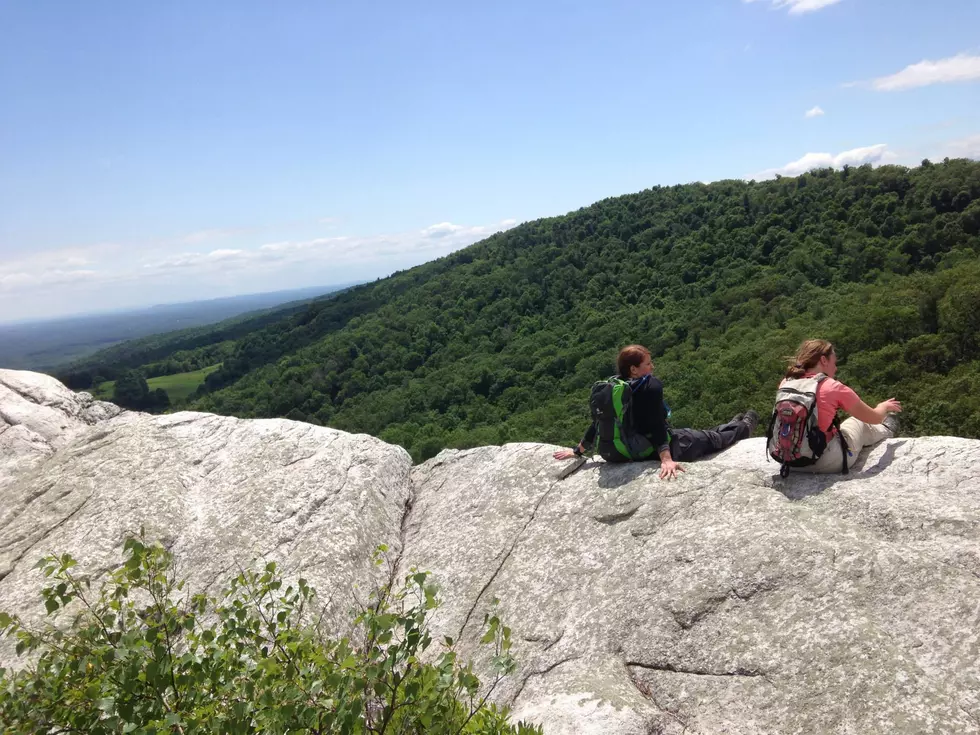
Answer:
[
  {"left": 833, "top": 415, "right": 849, "bottom": 475},
  {"left": 813, "top": 373, "right": 850, "bottom": 474}
]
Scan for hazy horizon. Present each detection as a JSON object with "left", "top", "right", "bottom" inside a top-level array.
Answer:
[{"left": 0, "top": 282, "right": 354, "bottom": 328}]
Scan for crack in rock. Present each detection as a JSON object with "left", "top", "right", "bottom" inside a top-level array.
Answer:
[
  {"left": 626, "top": 663, "right": 693, "bottom": 733},
  {"left": 456, "top": 477, "right": 561, "bottom": 641},
  {"left": 511, "top": 654, "right": 582, "bottom": 703},
  {"left": 0, "top": 492, "right": 93, "bottom": 582},
  {"left": 391, "top": 475, "right": 416, "bottom": 578},
  {"left": 628, "top": 660, "right": 771, "bottom": 682},
  {"left": 670, "top": 582, "right": 776, "bottom": 630}
]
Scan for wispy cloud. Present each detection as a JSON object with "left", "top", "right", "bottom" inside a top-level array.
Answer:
[
  {"left": 743, "top": 0, "right": 843, "bottom": 15},
  {"left": 0, "top": 268, "right": 100, "bottom": 291},
  {"left": 252, "top": 222, "right": 515, "bottom": 264},
  {"left": 747, "top": 143, "right": 896, "bottom": 179},
  {"left": 804, "top": 106, "right": 825, "bottom": 118},
  {"left": 942, "top": 134, "right": 980, "bottom": 160},
  {"left": 0, "top": 220, "right": 520, "bottom": 297},
  {"left": 144, "top": 248, "right": 251, "bottom": 271},
  {"left": 858, "top": 53, "right": 980, "bottom": 91}
]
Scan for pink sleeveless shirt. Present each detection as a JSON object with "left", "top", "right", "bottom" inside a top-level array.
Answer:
[{"left": 779, "top": 374, "right": 860, "bottom": 439}]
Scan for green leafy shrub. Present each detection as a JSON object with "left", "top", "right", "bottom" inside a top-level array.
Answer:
[{"left": 0, "top": 534, "right": 541, "bottom": 735}]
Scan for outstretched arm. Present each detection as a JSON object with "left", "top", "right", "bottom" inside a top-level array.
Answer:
[
  {"left": 848, "top": 397, "right": 903, "bottom": 424},
  {"left": 554, "top": 423, "right": 596, "bottom": 460}
]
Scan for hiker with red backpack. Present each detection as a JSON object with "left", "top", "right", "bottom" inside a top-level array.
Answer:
[
  {"left": 553, "top": 344, "right": 758, "bottom": 480},
  {"left": 766, "top": 339, "right": 901, "bottom": 478}
]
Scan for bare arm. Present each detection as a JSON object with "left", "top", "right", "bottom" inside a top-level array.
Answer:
[{"left": 847, "top": 397, "right": 903, "bottom": 424}]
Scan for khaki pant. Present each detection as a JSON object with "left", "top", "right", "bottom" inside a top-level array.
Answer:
[{"left": 796, "top": 417, "right": 892, "bottom": 473}]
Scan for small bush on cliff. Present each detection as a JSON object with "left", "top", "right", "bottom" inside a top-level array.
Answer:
[{"left": 0, "top": 535, "right": 540, "bottom": 735}]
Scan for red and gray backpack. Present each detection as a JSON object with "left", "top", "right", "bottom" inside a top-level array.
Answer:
[{"left": 765, "top": 373, "right": 848, "bottom": 478}]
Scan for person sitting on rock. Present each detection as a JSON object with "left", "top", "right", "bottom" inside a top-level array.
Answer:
[
  {"left": 771, "top": 339, "right": 901, "bottom": 473},
  {"left": 553, "top": 344, "right": 758, "bottom": 480}
]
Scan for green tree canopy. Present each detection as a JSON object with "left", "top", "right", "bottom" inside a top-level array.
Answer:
[{"left": 67, "top": 159, "right": 980, "bottom": 459}]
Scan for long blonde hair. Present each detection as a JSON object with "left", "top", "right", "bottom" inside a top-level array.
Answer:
[{"left": 785, "top": 339, "right": 834, "bottom": 379}]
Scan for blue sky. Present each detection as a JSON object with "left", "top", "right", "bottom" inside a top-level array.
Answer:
[{"left": 1, "top": 0, "right": 978, "bottom": 322}]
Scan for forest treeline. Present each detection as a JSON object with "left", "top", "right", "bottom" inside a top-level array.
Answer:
[{"left": 60, "top": 159, "right": 980, "bottom": 460}]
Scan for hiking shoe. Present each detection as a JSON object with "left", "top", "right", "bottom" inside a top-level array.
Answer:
[
  {"left": 882, "top": 413, "right": 900, "bottom": 437},
  {"left": 741, "top": 410, "right": 760, "bottom": 434},
  {"left": 729, "top": 412, "right": 745, "bottom": 424}
]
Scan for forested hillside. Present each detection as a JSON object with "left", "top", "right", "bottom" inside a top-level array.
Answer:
[{"left": 69, "top": 160, "right": 980, "bottom": 460}]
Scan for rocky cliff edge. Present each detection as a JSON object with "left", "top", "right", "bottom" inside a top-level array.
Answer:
[{"left": 1, "top": 369, "right": 978, "bottom": 734}]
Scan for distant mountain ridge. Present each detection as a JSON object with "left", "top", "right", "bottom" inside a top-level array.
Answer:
[{"left": 0, "top": 283, "right": 356, "bottom": 371}]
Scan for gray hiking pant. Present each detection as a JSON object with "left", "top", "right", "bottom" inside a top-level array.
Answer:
[{"left": 670, "top": 418, "right": 750, "bottom": 463}]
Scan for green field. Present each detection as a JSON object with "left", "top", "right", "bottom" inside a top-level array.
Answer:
[{"left": 94, "top": 364, "right": 221, "bottom": 403}]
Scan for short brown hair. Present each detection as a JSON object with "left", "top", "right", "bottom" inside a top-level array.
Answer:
[
  {"left": 785, "top": 339, "right": 834, "bottom": 379},
  {"left": 617, "top": 344, "right": 650, "bottom": 378}
]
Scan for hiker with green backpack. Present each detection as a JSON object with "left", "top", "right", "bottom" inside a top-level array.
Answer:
[
  {"left": 765, "top": 339, "right": 901, "bottom": 477},
  {"left": 553, "top": 344, "right": 758, "bottom": 480}
]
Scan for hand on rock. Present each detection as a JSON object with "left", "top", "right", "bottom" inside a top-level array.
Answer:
[{"left": 659, "top": 459, "right": 685, "bottom": 480}]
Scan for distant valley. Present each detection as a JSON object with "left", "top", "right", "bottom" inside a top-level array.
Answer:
[{"left": 0, "top": 284, "right": 355, "bottom": 370}]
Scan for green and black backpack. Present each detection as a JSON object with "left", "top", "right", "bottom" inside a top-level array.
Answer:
[{"left": 588, "top": 376, "right": 656, "bottom": 463}]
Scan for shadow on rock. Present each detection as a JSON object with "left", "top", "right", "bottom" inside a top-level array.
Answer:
[
  {"left": 554, "top": 456, "right": 656, "bottom": 489},
  {"left": 595, "top": 460, "right": 659, "bottom": 489},
  {"left": 773, "top": 440, "right": 908, "bottom": 500},
  {"left": 849, "top": 440, "right": 907, "bottom": 476}
]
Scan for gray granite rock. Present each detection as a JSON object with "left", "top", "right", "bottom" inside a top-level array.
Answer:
[
  {"left": 1, "top": 370, "right": 978, "bottom": 734},
  {"left": 0, "top": 371, "right": 412, "bottom": 667},
  {"left": 404, "top": 439, "right": 980, "bottom": 734},
  {"left": 0, "top": 369, "right": 123, "bottom": 487}
]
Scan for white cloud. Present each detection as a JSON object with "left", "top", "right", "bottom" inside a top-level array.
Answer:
[
  {"left": 747, "top": 143, "right": 896, "bottom": 179},
  {"left": 255, "top": 221, "right": 517, "bottom": 265},
  {"left": 421, "top": 222, "right": 466, "bottom": 239},
  {"left": 743, "top": 0, "right": 843, "bottom": 15},
  {"left": 863, "top": 53, "right": 980, "bottom": 91},
  {"left": 804, "top": 106, "right": 825, "bottom": 118},
  {"left": 0, "top": 244, "right": 121, "bottom": 294},
  {"left": 259, "top": 237, "right": 349, "bottom": 254},
  {"left": 0, "top": 268, "right": 99, "bottom": 292},
  {"left": 144, "top": 248, "right": 250, "bottom": 271},
  {"left": 942, "top": 134, "right": 980, "bottom": 160}
]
